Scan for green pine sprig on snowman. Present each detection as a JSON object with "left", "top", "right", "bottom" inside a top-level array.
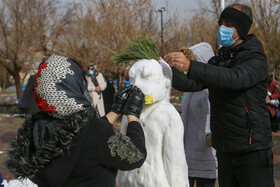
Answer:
[{"left": 112, "top": 36, "right": 159, "bottom": 64}]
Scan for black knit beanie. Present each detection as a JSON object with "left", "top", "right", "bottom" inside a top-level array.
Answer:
[{"left": 219, "top": 7, "right": 252, "bottom": 39}]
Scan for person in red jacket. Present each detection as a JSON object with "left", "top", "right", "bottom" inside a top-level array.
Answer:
[{"left": 266, "top": 77, "right": 280, "bottom": 131}]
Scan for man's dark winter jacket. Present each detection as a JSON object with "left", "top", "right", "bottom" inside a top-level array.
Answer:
[{"left": 172, "top": 34, "right": 272, "bottom": 152}]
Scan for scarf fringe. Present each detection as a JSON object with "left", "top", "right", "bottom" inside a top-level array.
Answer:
[{"left": 5, "top": 108, "right": 95, "bottom": 179}]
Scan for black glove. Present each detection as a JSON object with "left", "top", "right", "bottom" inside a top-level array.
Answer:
[
  {"left": 124, "top": 86, "right": 145, "bottom": 118},
  {"left": 111, "top": 85, "right": 133, "bottom": 114}
]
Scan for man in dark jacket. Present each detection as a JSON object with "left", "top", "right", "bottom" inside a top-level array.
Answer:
[{"left": 165, "top": 3, "right": 274, "bottom": 187}]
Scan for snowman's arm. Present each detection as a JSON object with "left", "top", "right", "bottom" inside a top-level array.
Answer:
[{"left": 163, "top": 119, "right": 188, "bottom": 186}]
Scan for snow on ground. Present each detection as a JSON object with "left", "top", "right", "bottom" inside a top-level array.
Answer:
[{"left": 2, "top": 179, "right": 37, "bottom": 187}]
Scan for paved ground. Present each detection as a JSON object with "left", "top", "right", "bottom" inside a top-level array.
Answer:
[
  {"left": 0, "top": 115, "right": 23, "bottom": 181},
  {"left": 273, "top": 132, "right": 280, "bottom": 187},
  {"left": 0, "top": 115, "right": 280, "bottom": 186}
]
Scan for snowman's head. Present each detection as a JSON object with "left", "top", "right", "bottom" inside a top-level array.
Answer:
[{"left": 129, "top": 59, "right": 172, "bottom": 104}]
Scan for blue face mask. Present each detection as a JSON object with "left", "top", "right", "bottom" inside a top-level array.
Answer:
[
  {"left": 217, "top": 25, "right": 239, "bottom": 47},
  {"left": 88, "top": 71, "right": 94, "bottom": 76}
]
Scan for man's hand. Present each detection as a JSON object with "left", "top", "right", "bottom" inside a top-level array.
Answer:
[
  {"left": 266, "top": 97, "right": 271, "bottom": 104},
  {"left": 164, "top": 52, "right": 191, "bottom": 72},
  {"left": 95, "top": 86, "right": 101, "bottom": 93}
]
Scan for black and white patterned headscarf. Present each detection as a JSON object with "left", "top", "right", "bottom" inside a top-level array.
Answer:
[
  {"left": 35, "top": 54, "right": 92, "bottom": 119},
  {"left": 6, "top": 54, "right": 95, "bottom": 179}
]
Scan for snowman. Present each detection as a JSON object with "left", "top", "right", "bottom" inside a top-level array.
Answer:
[{"left": 116, "top": 59, "right": 189, "bottom": 187}]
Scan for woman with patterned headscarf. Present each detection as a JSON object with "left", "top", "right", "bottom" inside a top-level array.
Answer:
[{"left": 5, "top": 54, "right": 147, "bottom": 187}]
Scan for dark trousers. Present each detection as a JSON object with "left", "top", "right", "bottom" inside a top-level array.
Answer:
[
  {"left": 189, "top": 176, "right": 216, "bottom": 187},
  {"left": 217, "top": 149, "right": 274, "bottom": 187},
  {"left": 271, "top": 111, "right": 280, "bottom": 132}
]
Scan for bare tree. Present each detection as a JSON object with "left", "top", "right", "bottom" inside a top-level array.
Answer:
[
  {"left": 3, "top": 0, "right": 279, "bottom": 96},
  {"left": 27, "top": 0, "right": 75, "bottom": 56},
  {"left": 0, "top": 0, "right": 75, "bottom": 98},
  {"left": 0, "top": 66, "right": 13, "bottom": 93},
  {"left": 163, "top": 12, "right": 218, "bottom": 55},
  {"left": 198, "top": 0, "right": 223, "bottom": 20},
  {"left": 0, "top": 0, "right": 36, "bottom": 98},
  {"left": 249, "top": 0, "right": 280, "bottom": 78},
  {"left": 60, "top": 0, "right": 159, "bottom": 88}
]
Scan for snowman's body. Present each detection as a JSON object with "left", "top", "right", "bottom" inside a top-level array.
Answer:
[{"left": 117, "top": 59, "right": 189, "bottom": 187}]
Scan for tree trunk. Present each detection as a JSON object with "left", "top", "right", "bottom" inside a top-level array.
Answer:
[
  {"left": 12, "top": 73, "right": 22, "bottom": 99},
  {"left": 117, "top": 72, "right": 123, "bottom": 90},
  {"left": 2, "top": 74, "right": 7, "bottom": 93}
]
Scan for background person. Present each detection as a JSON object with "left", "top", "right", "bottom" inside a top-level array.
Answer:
[
  {"left": 266, "top": 76, "right": 280, "bottom": 132},
  {"left": 102, "top": 76, "right": 116, "bottom": 114},
  {"left": 180, "top": 42, "right": 217, "bottom": 187},
  {"left": 165, "top": 4, "right": 274, "bottom": 187},
  {"left": 0, "top": 173, "right": 3, "bottom": 187},
  {"left": 6, "top": 54, "right": 146, "bottom": 187},
  {"left": 17, "top": 60, "right": 47, "bottom": 116},
  {"left": 18, "top": 74, "right": 41, "bottom": 116},
  {"left": 86, "top": 64, "right": 107, "bottom": 117}
]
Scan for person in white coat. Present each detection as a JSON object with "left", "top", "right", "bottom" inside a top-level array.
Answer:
[
  {"left": 117, "top": 59, "right": 189, "bottom": 187},
  {"left": 181, "top": 42, "right": 217, "bottom": 187},
  {"left": 86, "top": 64, "right": 107, "bottom": 117}
]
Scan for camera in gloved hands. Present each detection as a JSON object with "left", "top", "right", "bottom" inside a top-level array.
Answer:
[
  {"left": 124, "top": 86, "right": 145, "bottom": 119},
  {"left": 111, "top": 85, "right": 133, "bottom": 114}
]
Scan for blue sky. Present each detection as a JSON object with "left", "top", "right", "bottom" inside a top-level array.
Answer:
[
  {"left": 62, "top": 0, "right": 205, "bottom": 16},
  {"left": 151, "top": 0, "right": 201, "bottom": 16},
  {"left": 61, "top": 0, "right": 213, "bottom": 22}
]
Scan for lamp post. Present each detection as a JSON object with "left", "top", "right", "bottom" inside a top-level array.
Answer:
[
  {"left": 221, "top": 0, "right": 225, "bottom": 11},
  {"left": 157, "top": 7, "right": 166, "bottom": 56},
  {"left": 219, "top": 0, "right": 225, "bottom": 49}
]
